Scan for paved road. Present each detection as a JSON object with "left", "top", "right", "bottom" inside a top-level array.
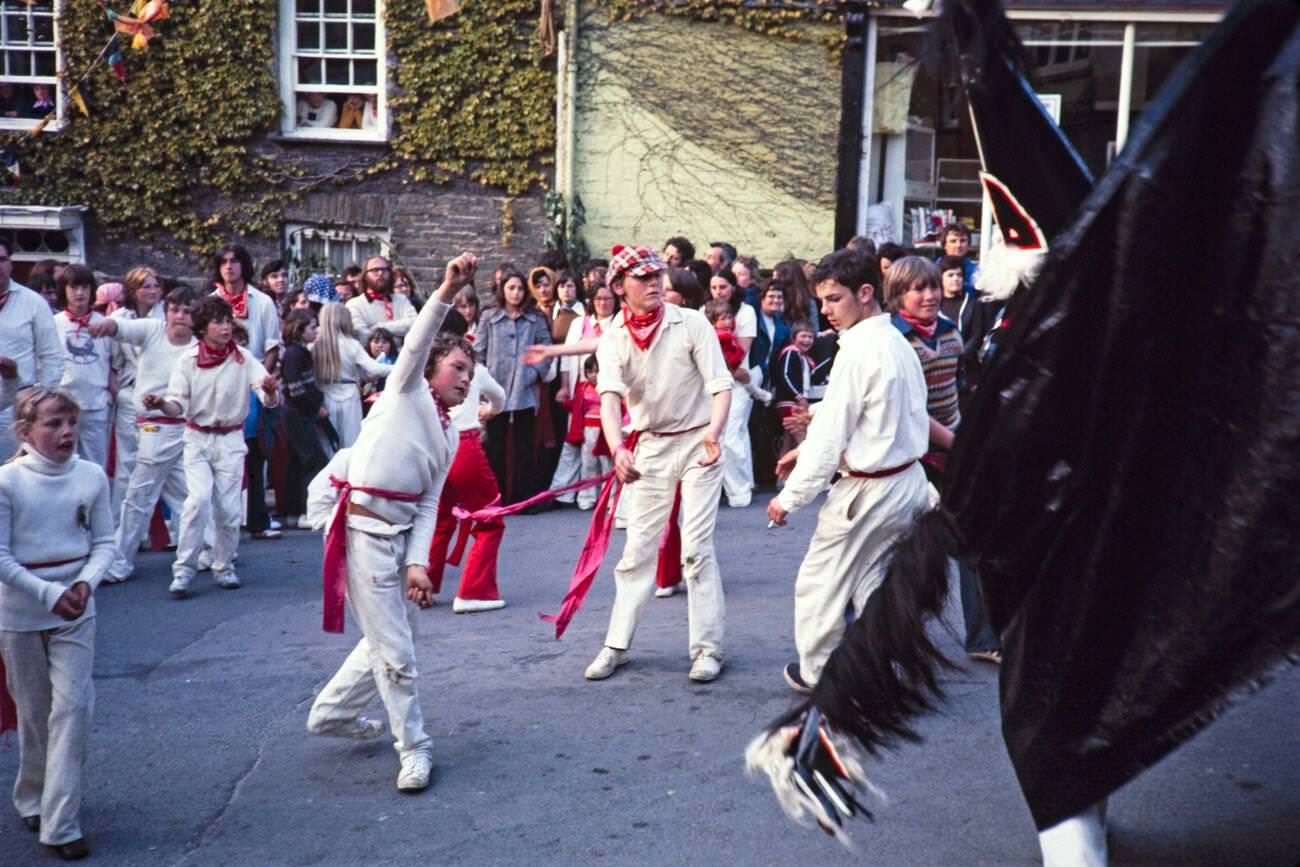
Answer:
[{"left": 2, "top": 500, "right": 1297, "bottom": 867}]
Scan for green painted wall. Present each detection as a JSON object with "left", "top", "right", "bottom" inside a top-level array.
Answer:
[{"left": 572, "top": 8, "right": 841, "bottom": 265}]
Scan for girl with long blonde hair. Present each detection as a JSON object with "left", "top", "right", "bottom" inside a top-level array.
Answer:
[
  {"left": 108, "top": 266, "right": 165, "bottom": 514},
  {"left": 311, "top": 302, "right": 391, "bottom": 449}
]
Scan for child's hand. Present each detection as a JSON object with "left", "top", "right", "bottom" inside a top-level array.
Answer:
[
  {"left": 141, "top": 393, "right": 163, "bottom": 410},
  {"left": 52, "top": 582, "right": 90, "bottom": 621},
  {"left": 405, "top": 566, "right": 434, "bottom": 608}
]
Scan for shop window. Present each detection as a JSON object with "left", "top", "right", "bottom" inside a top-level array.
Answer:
[
  {"left": 278, "top": 0, "right": 386, "bottom": 141},
  {"left": 284, "top": 223, "right": 390, "bottom": 283},
  {"left": 0, "top": 0, "right": 60, "bottom": 133},
  {"left": 0, "top": 205, "right": 86, "bottom": 282}
]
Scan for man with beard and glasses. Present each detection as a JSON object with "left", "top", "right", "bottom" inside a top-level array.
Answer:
[{"left": 347, "top": 256, "right": 417, "bottom": 345}]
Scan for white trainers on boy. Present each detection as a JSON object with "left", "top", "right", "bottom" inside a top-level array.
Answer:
[
  {"left": 688, "top": 653, "right": 723, "bottom": 683},
  {"left": 312, "top": 717, "right": 386, "bottom": 741},
  {"left": 397, "top": 753, "right": 434, "bottom": 793},
  {"left": 584, "top": 647, "right": 627, "bottom": 680}
]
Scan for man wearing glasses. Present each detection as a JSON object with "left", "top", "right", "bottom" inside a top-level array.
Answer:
[
  {"left": 347, "top": 256, "right": 417, "bottom": 345},
  {"left": 0, "top": 240, "right": 63, "bottom": 457}
]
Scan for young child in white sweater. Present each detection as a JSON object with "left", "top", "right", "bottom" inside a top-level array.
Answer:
[
  {"left": 0, "top": 387, "right": 114, "bottom": 861},
  {"left": 52, "top": 265, "right": 114, "bottom": 468},
  {"left": 159, "top": 296, "right": 280, "bottom": 597},
  {"left": 306, "top": 252, "right": 476, "bottom": 794}
]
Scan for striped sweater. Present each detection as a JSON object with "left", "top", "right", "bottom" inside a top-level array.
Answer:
[{"left": 890, "top": 313, "right": 962, "bottom": 430}]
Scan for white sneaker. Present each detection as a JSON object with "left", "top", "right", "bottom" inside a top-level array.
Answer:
[
  {"left": 654, "top": 584, "right": 678, "bottom": 598},
  {"left": 268, "top": 518, "right": 283, "bottom": 531},
  {"left": 168, "top": 574, "right": 193, "bottom": 598},
  {"left": 297, "top": 515, "right": 314, "bottom": 529},
  {"left": 688, "top": 653, "right": 723, "bottom": 683},
  {"left": 452, "top": 597, "right": 506, "bottom": 614},
  {"left": 584, "top": 647, "right": 627, "bottom": 680},
  {"left": 397, "top": 753, "right": 434, "bottom": 793},
  {"left": 312, "top": 717, "right": 386, "bottom": 741},
  {"left": 216, "top": 572, "right": 241, "bottom": 590}
]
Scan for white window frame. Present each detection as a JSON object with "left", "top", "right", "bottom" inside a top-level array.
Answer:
[
  {"left": 277, "top": 0, "right": 388, "bottom": 142},
  {"left": 0, "top": 205, "right": 86, "bottom": 265},
  {"left": 283, "top": 222, "right": 391, "bottom": 284},
  {"left": 0, "top": 0, "right": 63, "bottom": 134}
]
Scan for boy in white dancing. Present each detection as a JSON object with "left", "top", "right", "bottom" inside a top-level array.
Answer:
[
  {"left": 584, "top": 245, "right": 732, "bottom": 683},
  {"left": 306, "top": 253, "right": 476, "bottom": 793}
]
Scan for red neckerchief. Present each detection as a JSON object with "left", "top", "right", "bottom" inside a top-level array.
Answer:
[
  {"left": 623, "top": 305, "right": 665, "bottom": 351},
  {"left": 429, "top": 388, "right": 451, "bottom": 431},
  {"left": 66, "top": 310, "right": 92, "bottom": 331},
  {"left": 196, "top": 340, "right": 244, "bottom": 369},
  {"left": 217, "top": 285, "right": 249, "bottom": 319},
  {"left": 365, "top": 288, "right": 393, "bottom": 320},
  {"left": 899, "top": 310, "right": 938, "bottom": 340}
]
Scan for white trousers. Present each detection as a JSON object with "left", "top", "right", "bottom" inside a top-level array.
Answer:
[
  {"left": 110, "top": 422, "right": 187, "bottom": 579},
  {"left": 720, "top": 383, "right": 753, "bottom": 508},
  {"left": 111, "top": 389, "right": 138, "bottom": 516},
  {"left": 0, "top": 616, "right": 96, "bottom": 846},
  {"left": 578, "top": 427, "right": 611, "bottom": 509},
  {"left": 550, "top": 440, "right": 583, "bottom": 504},
  {"left": 307, "top": 528, "right": 432, "bottom": 761},
  {"left": 322, "top": 383, "right": 363, "bottom": 451},
  {"left": 793, "top": 466, "right": 930, "bottom": 684},
  {"left": 1039, "top": 802, "right": 1109, "bottom": 867},
  {"left": 173, "top": 431, "right": 246, "bottom": 580},
  {"left": 75, "top": 407, "right": 110, "bottom": 469},
  {"left": 604, "top": 429, "right": 726, "bottom": 660}
]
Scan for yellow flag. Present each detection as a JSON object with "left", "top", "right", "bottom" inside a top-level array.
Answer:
[
  {"left": 426, "top": 0, "right": 461, "bottom": 23},
  {"left": 69, "top": 85, "right": 89, "bottom": 118}
]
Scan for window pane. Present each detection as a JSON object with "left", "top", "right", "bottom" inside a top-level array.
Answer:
[
  {"left": 356, "top": 238, "right": 380, "bottom": 263},
  {"left": 352, "top": 23, "right": 374, "bottom": 53},
  {"left": 324, "top": 0, "right": 347, "bottom": 15},
  {"left": 6, "top": 15, "right": 28, "bottom": 44},
  {"left": 33, "top": 50, "right": 53, "bottom": 76},
  {"left": 296, "top": 0, "right": 320, "bottom": 16},
  {"left": 301, "top": 235, "right": 328, "bottom": 267},
  {"left": 297, "top": 22, "right": 320, "bottom": 50},
  {"left": 1017, "top": 21, "right": 1126, "bottom": 45},
  {"left": 352, "top": 0, "right": 376, "bottom": 17},
  {"left": 297, "top": 57, "right": 323, "bottom": 84},
  {"left": 32, "top": 15, "right": 52, "bottom": 45},
  {"left": 1021, "top": 41, "right": 1123, "bottom": 177},
  {"left": 7, "top": 50, "right": 29, "bottom": 76},
  {"left": 324, "top": 21, "right": 348, "bottom": 51},
  {"left": 326, "top": 58, "right": 349, "bottom": 85},
  {"left": 353, "top": 60, "right": 376, "bottom": 86},
  {"left": 329, "top": 244, "right": 349, "bottom": 275}
]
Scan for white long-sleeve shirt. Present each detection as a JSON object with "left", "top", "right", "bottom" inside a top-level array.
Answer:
[
  {"left": 596, "top": 304, "right": 731, "bottom": 434},
  {"left": 0, "top": 450, "right": 114, "bottom": 631},
  {"left": 347, "top": 292, "right": 417, "bottom": 343},
  {"left": 54, "top": 311, "right": 114, "bottom": 411},
  {"left": 0, "top": 283, "right": 63, "bottom": 389},
  {"left": 165, "top": 344, "right": 278, "bottom": 429},
  {"left": 559, "top": 313, "right": 612, "bottom": 390},
  {"left": 345, "top": 299, "right": 457, "bottom": 567},
  {"left": 777, "top": 314, "right": 930, "bottom": 514},
  {"left": 211, "top": 286, "right": 281, "bottom": 362},
  {"left": 113, "top": 319, "right": 196, "bottom": 416},
  {"left": 322, "top": 337, "right": 393, "bottom": 384},
  {"left": 451, "top": 364, "right": 505, "bottom": 432},
  {"left": 109, "top": 303, "right": 165, "bottom": 391}
]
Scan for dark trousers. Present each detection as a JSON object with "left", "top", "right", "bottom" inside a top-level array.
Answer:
[
  {"left": 485, "top": 409, "right": 539, "bottom": 505},
  {"left": 281, "top": 410, "right": 329, "bottom": 517},
  {"left": 748, "top": 403, "right": 781, "bottom": 489},
  {"left": 244, "top": 436, "right": 269, "bottom": 532}
]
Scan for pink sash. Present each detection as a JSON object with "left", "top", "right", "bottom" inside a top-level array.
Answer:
[{"left": 321, "top": 476, "right": 421, "bottom": 634}]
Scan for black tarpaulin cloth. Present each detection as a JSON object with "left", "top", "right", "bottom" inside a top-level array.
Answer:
[{"left": 945, "top": 0, "right": 1300, "bottom": 830}]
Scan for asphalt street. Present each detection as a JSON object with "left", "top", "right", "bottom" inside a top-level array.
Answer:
[{"left": 2, "top": 499, "right": 1297, "bottom": 867}]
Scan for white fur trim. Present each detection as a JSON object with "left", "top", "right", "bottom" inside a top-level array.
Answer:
[{"left": 975, "top": 234, "right": 1046, "bottom": 301}]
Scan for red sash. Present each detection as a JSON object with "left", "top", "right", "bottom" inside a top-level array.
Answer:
[{"left": 321, "top": 476, "right": 421, "bottom": 634}]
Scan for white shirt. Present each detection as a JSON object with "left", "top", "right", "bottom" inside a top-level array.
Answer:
[
  {"left": 211, "top": 286, "right": 281, "bottom": 362},
  {"left": 559, "top": 313, "right": 612, "bottom": 390},
  {"left": 734, "top": 303, "right": 758, "bottom": 340},
  {"left": 296, "top": 97, "right": 338, "bottom": 128},
  {"left": 113, "top": 319, "right": 196, "bottom": 417},
  {"left": 54, "top": 311, "right": 113, "bottom": 411},
  {"left": 326, "top": 337, "right": 393, "bottom": 385},
  {"left": 451, "top": 364, "right": 506, "bottom": 432},
  {"left": 777, "top": 314, "right": 930, "bottom": 514},
  {"left": 109, "top": 303, "right": 165, "bottom": 390},
  {"left": 596, "top": 304, "right": 731, "bottom": 434},
  {"left": 165, "top": 344, "right": 278, "bottom": 429},
  {"left": 0, "top": 451, "right": 114, "bottom": 631},
  {"left": 0, "top": 282, "right": 63, "bottom": 389},
  {"left": 345, "top": 300, "right": 458, "bottom": 567},
  {"left": 347, "top": 292, "right": 417, "bottom": 343}
]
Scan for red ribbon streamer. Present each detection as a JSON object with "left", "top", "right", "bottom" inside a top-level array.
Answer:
[{"left": 321, "top": 476, "right": 420, "bottom": 633}]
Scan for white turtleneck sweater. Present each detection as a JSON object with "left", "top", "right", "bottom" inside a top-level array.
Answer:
[{"left": 0, "top": 450, "right": 114, "bottom": 631}]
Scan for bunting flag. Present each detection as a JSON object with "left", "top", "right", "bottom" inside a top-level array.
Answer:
[
  {"left": 1, "top": 146, "right": 19, "bottom": 186},
  {"left": 108, "top": 0, "right": 169, "bottom": 51},
  {"left": 426, "top": 0, "right": 461, "bottom": 24},
  {"left": 68, "top": 84, "right": 89, "bottom": 118}
]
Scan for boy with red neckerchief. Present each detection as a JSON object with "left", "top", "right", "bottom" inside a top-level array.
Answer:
[
  {"left": 346, "top": 255, "right": 417, "bottom": 345},
  {"left": 158, "top": 296, "right": 280, "bottom": 598},
  {"left": 584, "top": 245, "right": 733, "bottom": 684}
]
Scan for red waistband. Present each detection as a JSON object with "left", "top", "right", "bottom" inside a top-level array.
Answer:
[
  {"left": 847, "top": 460, "right": 917, "bottom": 480},
  {"left": 137, "top": 415, "right": 185, "bottom": 426},
  {"left": 187, "top": 422, "right": 243, "bottom": 434},
  {"left": 22, "top": 555, "right": 86, "bottom": 570}
]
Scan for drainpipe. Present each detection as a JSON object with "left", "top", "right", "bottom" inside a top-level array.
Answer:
[{"left": 856, "top": 13, "right": 878, "bottom": 236}]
